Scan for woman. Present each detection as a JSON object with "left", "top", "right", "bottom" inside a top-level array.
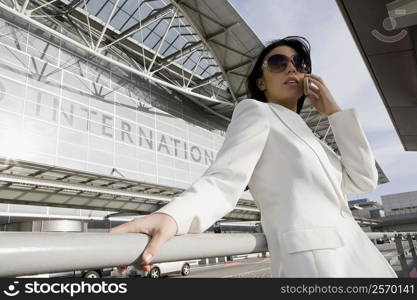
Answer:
[{"left": 109, "top": 36, "right": 397, "bottom": 278}]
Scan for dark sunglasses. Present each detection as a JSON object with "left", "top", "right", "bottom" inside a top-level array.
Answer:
[{"left": 261, "top": 54, "right": 309, "bottom": 73}]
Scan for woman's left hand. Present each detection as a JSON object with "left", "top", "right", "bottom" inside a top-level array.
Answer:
[{"left": 305, "top": 73, "right": 342, "bottom": 116}]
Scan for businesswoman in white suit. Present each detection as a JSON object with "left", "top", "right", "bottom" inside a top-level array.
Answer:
[{"left": 110, "top": 36, "right": 397, "bottom": 278}]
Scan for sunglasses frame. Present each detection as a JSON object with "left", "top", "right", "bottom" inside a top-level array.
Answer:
[{"left": 261, "top": 54, "right": 309, "bottom": 73}]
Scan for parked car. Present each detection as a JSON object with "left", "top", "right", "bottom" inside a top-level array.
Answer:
[
  {"left": 376, "top": 238, "right": 391, "bottom": 244},
  {"left": 18, "top": 268, "right": 112, "bottom": 278},
  {"left": 116, "top": 260, "right": 197, "bottom": 278}
]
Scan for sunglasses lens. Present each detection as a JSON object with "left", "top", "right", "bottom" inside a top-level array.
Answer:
[
  {"left": 292, "top": 55, "right": 308, "bottom": 72},
  {"left": 266, "top": 54, "right": 308, "bottom": 73},
  {"left": 267, "top": 55, "right": 287, "bottom": 72}
]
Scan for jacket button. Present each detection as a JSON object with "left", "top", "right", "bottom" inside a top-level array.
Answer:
[{"left": 340, "top": 210, "right": 351, "bottom": 218}]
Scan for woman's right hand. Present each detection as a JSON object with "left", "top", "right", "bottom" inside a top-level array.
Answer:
[{"left": 108, "top": 213, "right": 178, "bottom": 275}]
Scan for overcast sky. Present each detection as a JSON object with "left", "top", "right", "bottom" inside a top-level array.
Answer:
[{"left": 229, "top": 0, "right": 417, "bottom": 204}]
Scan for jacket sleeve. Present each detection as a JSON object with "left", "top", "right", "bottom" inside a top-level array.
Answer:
[
  {"left": 327, "top": 108, "right": 379, "bottom": 195},
  {"left": 151, "top": 99, "right": 271, "bottom": 235}
]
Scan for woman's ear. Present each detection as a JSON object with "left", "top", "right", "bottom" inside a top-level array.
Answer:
[{"left": 256, "top": 78, "right": 266, "bottom": 91}]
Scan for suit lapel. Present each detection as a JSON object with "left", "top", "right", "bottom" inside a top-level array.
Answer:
[{"left": 267, "top": 103, "right": 347, "bottom": 206}]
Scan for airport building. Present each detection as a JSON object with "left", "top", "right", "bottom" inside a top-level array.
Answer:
[
  {"left": 0, "top": 0, "right": 389, "bottom": 232},
  {"left": 372, "top": 191, "right": 417, "bottom": 232},
  {"left": 381, "top": 191, "right": 417, "bottom": 216}
]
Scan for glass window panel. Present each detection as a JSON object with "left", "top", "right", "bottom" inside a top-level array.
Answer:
[
  {"left": 27, "top": 34, "right": 59, "bottom": 63},
  {"left": 0, "top": 23, "right": 27, "bottom": 50},
  {"left": 27, "top": 76, "right": 61, "bottom": 96},
  {"left": 89, "top": 134, "right": 114, "bottom": 153},
  {"left": 19, "top": 151, "right": 56, "bottom": 166},
  {"left": 25, "top": 101, "right": 58, "bottom": 123},
  {"left": 115, "top": 92, "right": 136, "bottom": 121},
  {"left": 26, "top": 86, "right": 60, "bottom": 109},
  {"left": 0, "top": 75, "right": 26, "bottom": 99},
  {"left": 109, "top": 10, "right": 129, "bottom": 29},
  {"left": 87, "top": 162, "right": 111, "bottom": 175},
  {"left": 0, "top": 61, "right": 28, "bottom": 84},
  {"left": 0, "top": 109, "right": 22, "bottom": 128},
  {"left": 96, "top": 1, "right": 114, "bottom": 20},
  {"left": 137, "top": 172, "right": 156, "bottom": 184},
  {"left": 115, "top": 142, "right": 136, "bottom": 157},
  {"left": 116, "top": 128, "right": 136, "bottom": 145},
  {"left": 61, "top": 87, "right": 90, "bottom": 105},
  {"left": 60, "top": 127, "right": 88, "bottom": 146},
  {"left": 87, "top": 63, "right": 110, "bottom": 88},
  {"left": 157, "top": 177, "right": 175, "bottom": 187},
  {"left": 24, "top": 116, "right": 58, "bottom": 137},
  {"left": 58, "top": 157, "right": 87, "bottom": 171},
  {"left": 137, "top": 111, "right": 155, "bottom": 127},
  {"left": 29, "top": 58, "right": 61, "bottom": 82},
  {"left": 90, "top": 117, "right": 114, "bottom": 138},
  {"left": 115, "top": 155, "right": 138, "bottom": 171},
  {"left": 59, "top": 50, "right": 88, "bottom": 76},
  {"left": 88, "top": 148, "right": 113, "bottom": 166},
  {"left": 157, "top": 164, "right": 176, "bottom": 179},
  {"left": 61, "top": 98, "right": 90, "bottom": 120},
  {"left": 115, "top": 116, "right": 136, "bottom": 132},
  {"left": 91, "top": 82, "right": 113, "bottom": 100},
  {"left": 60, "top": 112, "right": 89, "bottom": 132},
  {"left": 0, "top": 44, "right": 28, "bottom": 69},
  {"left": 157, "top": 153, "right": 175, "bottom": 168},
  {"left": 90, "top": 94, "right": 114, "bottom": 114},
  {"left": 22, "top": 132, "right": 57, "bottom": 155},
  {"left": 136, "top": 148, "right": 156, "bottom": 163},
  {"left": 0, "top": 92, "right": 24, "bottom": 114},
  {"left": 63, "top": 71, "right": 91, "bottom": 93},
  {"left": 140, "top": 161, "right": 156, "bottom": 175},
  {"left": 58, "top": 140, "right": 88, "bottom": 161},
  {"left": 174, "top": 158, "right": 188, "bottom": 170},
  {"left": 174, "top": 169, "right": 189, "bottom": 181}
]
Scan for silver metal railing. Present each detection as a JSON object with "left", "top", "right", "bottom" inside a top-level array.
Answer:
[
  {"left": 0, "top": 231, "right": 416, "bottom": 277},
  {"left": 0, "top": 232, "right": 267, "bottom": 277}
]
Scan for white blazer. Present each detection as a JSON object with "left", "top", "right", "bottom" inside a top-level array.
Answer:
[{"left": 153, "top": 99, "right": 397, "bottom": 278}]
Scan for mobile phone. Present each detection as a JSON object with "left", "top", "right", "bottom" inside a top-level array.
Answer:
[{"left": 303, "top": 77, "right": 310, "bottom": 96}]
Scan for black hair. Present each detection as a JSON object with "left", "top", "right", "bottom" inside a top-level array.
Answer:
[
  {"left": 243, "top": 36, "right": 312, "bottom": 192},
  {"left": 246, "top": 36, "right": 312, "bottom": 114}
]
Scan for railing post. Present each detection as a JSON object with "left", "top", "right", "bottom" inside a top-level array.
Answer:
[
  {"left": 395, "top": 234, "right": 409, "bottom": 278},
  {"left": 407, "top": 234, "right": 417, "bottom": 269}
]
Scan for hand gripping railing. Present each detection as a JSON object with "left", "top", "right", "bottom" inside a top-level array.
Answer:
[{"left": 0, "top": 232, "right": 268, "bottom": 277}]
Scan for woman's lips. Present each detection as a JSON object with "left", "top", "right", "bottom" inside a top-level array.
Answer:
[{"left": 284, "top": 81, "right": 299, "bottom": 86}]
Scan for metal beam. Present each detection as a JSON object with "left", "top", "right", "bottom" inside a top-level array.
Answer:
[
  {"left": 226, "top": 60, "right": 253, "bottom": 73},
  {"left": 205, "top": 22, "right": 240, "bottom": 41},
  {"left": 170, "top": 1, "right": 238, "bottom": 102},
  {"left": 210, "top": 40, "right": 253, "bottom": 59},
  {"left": 148, "top": 8, "right": 178, "bottom": 72},
  {"left": 159, "top": 41, "right": 203, "bottom": 64},
  {"left": 99, "top": 3, "right": 175, "bottom": 51},
  {"left": 195, "top": 71, "right": 222, "bottom": 86},
  {"left": 0, "top": 173, "right": 171, "bottom": 202},
  {"left": 95, "top": 0, "right": 121, "bottom": 51},
  {"left": 27, "top": 0, "right": 59, "bottom": 14},
  {"left": 64, "top": 0, "right": 83, "bottom": 13},
  {"left": 20, "top": 0, "right": 30, "bottom": 13},
  {"left": 0, "top": 3, "right": 232, "bottom": 106}
]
